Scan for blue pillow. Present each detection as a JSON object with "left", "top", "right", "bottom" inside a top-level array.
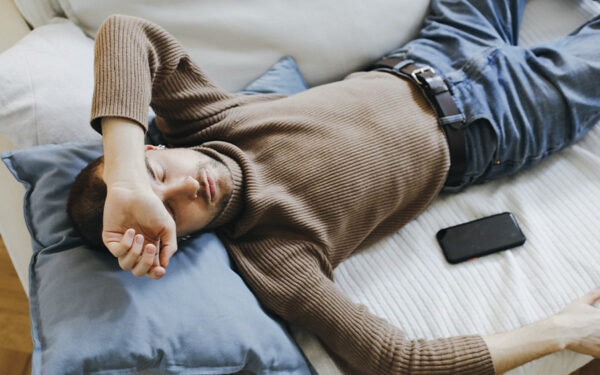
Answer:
[
  {"left": 2, "top": 56, "right": 313, "bottom": 375},
  {"left": 238, "top": 56, "right": 308, "bottom": 95}
]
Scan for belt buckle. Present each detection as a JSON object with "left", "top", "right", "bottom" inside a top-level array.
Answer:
[{"left": 410, "top": 65, "right": 435, "bottom": 82}]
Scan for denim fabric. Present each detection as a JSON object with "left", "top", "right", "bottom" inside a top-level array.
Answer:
[{"left": 384, "top": 0, "right": 600, "bottom": 190}]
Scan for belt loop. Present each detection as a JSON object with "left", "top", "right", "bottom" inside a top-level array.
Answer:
[
  {"left": 392, "top": 59, "right": 414, "bottom": 72},
  {"left": 439, "top": 114, "right": 465, "bottom": 127}
]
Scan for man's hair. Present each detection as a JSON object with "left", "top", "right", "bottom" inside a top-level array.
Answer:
[{"left": 66, "top": 156, "right": 107, "bottom": 251}]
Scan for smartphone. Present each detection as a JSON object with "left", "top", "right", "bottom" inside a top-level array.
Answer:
[{"left": 436, "top": 212, "right": 526, "bottom": 264}]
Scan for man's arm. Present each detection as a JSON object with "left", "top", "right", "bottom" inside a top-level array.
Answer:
[
  {"left": 91, "top": 14, "right": 247, "bottom": 137},
  {"left": 484, "top": 288, "right": 600, "bottom": 374},
  {"left": 100, "top": 117, "right": 176, "bottom": 278},
  {"left": 90, "top": 14, "right": 242, "bottom": 275},
  {"left": 229, "top": 238, "right": 600, "bottom": 375},
  {"left": 231, "top": 238, "right": 493, "bottom": 375}
]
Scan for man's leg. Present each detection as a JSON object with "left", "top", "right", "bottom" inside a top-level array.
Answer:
[
  {"left": 423, "top": 0, "right": 527, "bottom": 45},
  {"left": 388, "top": 0, "right": 527, "bottom": 73},
  {"left": 528, "top": 15, "right": 600, "bottom": 142},
  {"left": 383, "top": 2, "right": 600, "bottom": 187},
  {"left": 458, "top": 14, "right": 600, "bottom": 183},
  {"left": 381, "top": 0, "right": 529, "bottom": 188}
]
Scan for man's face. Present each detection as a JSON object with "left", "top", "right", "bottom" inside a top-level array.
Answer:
[{"left": 144, "top": 146, "right": 234, "bottom": 236}]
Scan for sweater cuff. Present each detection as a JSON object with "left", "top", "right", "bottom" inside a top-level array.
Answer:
[{"left": 90, "top": 111, "right": 149, "bottom": 135}]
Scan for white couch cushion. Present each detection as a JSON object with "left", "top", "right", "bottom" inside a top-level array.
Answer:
[
  {"left": 17, "top": 0, "right": 431, "bottom": 91},
  {"left": 0, "top": 17, "right": 100, "bottom": 147}
]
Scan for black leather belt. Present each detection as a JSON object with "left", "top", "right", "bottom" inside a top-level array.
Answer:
[{"left": 369, "top": 57, "right": 466, "bottom": 187}]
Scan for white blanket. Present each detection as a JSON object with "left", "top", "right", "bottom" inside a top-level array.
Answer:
[{"left": 292, "top": 1, "right": 600, "bottom": 374}]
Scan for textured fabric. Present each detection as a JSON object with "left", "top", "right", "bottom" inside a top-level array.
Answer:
[
  {"left": 385, "top": 0, "right": 600, "bottom": 190},
  {"left": 0, "top": 17, "right": 101, "bottom": 147},
  {"left": 90, "top": 14, "right": 496, "bottom": 375},
  {"left": 0, "top": 55, "right": 314, "bottom": 375}
]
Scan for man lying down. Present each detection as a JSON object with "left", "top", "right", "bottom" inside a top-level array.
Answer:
[{"left": 67, "top": 1, "right": 600, "bottom": 374}]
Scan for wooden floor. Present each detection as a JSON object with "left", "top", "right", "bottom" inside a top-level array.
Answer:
[
  {"left": 0, "top": 233, "right": 598, "bottom": 375},
  {"left": 0, "top": 235, "right": 32, "bottom": 375},
  {"left": 571, "top": 358, "right": 600, "bottom": 375}
]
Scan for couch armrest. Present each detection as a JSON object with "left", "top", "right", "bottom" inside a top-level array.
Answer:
[{"left": 0, "top": 0, "right": 31, "bottom": 53}]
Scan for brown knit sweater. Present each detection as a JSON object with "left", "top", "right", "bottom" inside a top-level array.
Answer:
[{"left": 91, "top": 14, "right": 495, "bottom": 375}]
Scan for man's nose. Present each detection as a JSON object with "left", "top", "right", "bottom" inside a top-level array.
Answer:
[{"left": 162, "top": 176, "right": 200, "bottom": 201}]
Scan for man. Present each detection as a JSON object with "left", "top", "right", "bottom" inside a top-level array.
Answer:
[{"left": 67, "top": 1, "right": 600, "bottom": 374}]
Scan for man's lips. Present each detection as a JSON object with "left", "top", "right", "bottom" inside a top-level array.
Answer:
[{"left": 201, "top": 169, "right": 216, "bottom": 203}]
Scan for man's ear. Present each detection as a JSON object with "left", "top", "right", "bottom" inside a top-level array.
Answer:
[{"left": 145, "top": 145, "right": 158, "bottom": 151}]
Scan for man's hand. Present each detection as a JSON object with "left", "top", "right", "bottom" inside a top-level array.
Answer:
[
  {"left": 100, "top": 116, "right": 178, "bottom": 279},
  {"left": 553, "top": 287, "right": 600, "bottom": 357},
  {"left": 102, "top": 184, "right": 178, "bottom": 279},
  {"left": 484, "top": 286, "right": 600, "bottom": 374}
]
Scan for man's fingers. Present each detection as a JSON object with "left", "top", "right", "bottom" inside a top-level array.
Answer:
[
  {"left": 118, "top": 234, "right": 144, "bottom": 270},
  {"left": 131, "top": 244, "right": 157, "bottom": 277},
  {"left": 146, "top": 265, "right": 166, "bottom": 279},
  {"left": 159, "top": 244, "right": 177, "bottom": 269},
  {"left": 104, "top": 228, "right": 135, "bottom": 257},
  {"left": 142, "top": 251, "right": 165, "bottom": 279},
  {"left": 153, "top": 251, "right": 160, "bottom": 268},
  {"left": 159, "top": 227, "right": 178, "bottom": 268},
  {"left": 580, "top": 287, "right": 600, "bottom": 305}
]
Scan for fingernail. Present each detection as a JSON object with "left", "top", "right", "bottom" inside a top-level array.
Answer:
[{"left": 135, "top": 235, "right": 143, "bottom": 244}]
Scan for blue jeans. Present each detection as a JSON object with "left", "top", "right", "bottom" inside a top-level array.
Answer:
[{"left": 384, "top": 0, "right": 600, "bottom": 190}]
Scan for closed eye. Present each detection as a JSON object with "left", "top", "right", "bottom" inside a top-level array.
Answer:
[
  {"left": 145, "top": 156, "right": 157, "bottom": 181},
  {"left": 157, "top": 165, "right": 172, "bottom": 219},
  {"left": 145, "top": 156, "right": 175, "bottom": 221}
]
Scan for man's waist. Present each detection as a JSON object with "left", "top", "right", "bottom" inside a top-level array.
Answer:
[{"left": 368, "top": 58, "right": 467, "bottom": 187}]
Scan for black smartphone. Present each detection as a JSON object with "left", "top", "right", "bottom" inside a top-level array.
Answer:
[{"left": 436, "top": 212, "right": 526, "bottom": 264}]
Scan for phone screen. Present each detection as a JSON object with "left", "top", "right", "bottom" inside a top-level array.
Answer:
[{"left": 436, "top": 212, "right": 526, "bottom": 264}]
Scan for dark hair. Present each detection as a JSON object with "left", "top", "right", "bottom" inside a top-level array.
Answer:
[{"left": 66, "top": 156, "right": 107, "bottom": 251}]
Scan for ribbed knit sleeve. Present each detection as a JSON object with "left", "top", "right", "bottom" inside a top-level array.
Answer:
[
  {"left": 227, "top": 237, "right": 495, "bottom": 375},
  {"left": 90, "top": 14, "right": 242, "bottom": 133}
]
